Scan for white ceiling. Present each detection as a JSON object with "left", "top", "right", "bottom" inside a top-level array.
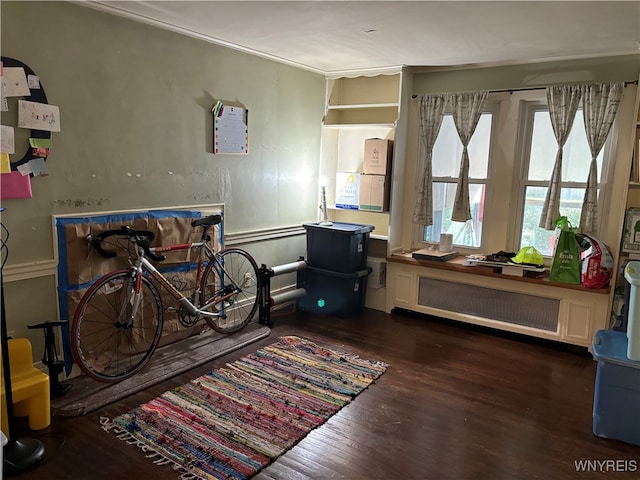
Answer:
[{"left": 86, "top": 1, "right": 640, "bottom": 76}]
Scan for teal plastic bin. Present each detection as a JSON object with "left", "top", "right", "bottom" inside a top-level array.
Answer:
[
  {"left": 591, "top": 329, "right": 640, "bottom": 446},
  {"left": 297, "top": 266, "right": 370, "bottom": 318}
]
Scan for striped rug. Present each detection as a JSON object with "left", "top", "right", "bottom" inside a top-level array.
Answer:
[{"left": 102, "top": 335, "right": 387, "bottom": 479}]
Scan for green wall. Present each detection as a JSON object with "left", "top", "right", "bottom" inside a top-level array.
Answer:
[
  {"left": 1, "top": 1, "right": 325, "bottom": 265},
  {"left": 0, "top": 1, "right": 324, "bottom": 347}
]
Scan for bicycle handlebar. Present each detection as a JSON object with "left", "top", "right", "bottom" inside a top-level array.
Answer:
[{"left": 90, "top": 226, "right": 166, "bottom": 262}]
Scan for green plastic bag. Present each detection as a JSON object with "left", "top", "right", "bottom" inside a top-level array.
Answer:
[{"left": 549, "top": 216, "right": 581, "bottom": 284}]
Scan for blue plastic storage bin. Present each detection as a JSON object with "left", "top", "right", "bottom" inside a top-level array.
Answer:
[
  {"left": 303, "top": 222, "right": 374, "bottom": 273},
  {"left": 297, "top": 266, "right": 370, "bottom": 317},
  {"left": 591, "top": 329, "right": 640, "bottom": 446}
]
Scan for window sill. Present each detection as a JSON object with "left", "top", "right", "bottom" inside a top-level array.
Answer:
[{"left": 387, "top": 252, "right": 610, "bottom": 295}]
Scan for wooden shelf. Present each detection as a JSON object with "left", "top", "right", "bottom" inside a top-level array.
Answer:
[
  {"left": 324, "top": 108, "right": 398, "bottom": 125},
  {"left": 320, "top": 73, "right": 401, "bottom": 256},
  {"left": 327, "top": 103, "right": 399, "bottom": 110},
  {"left": 370, "top": 234, "right": 388, "bottom": 241}
]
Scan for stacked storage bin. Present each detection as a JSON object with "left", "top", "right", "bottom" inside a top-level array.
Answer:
[
  {"left": 297, "top": 222, "right": 374, "bottom": 317},
  {"left": 591, "top": 329, "right": 640, "bottom": 446}
]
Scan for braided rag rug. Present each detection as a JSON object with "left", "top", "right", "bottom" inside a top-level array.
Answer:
[{"left": 101, "top": 335, "right": 387, "bottom": 479}]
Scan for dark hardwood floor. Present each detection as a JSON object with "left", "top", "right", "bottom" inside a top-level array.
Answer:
[{"left": 5, "top": 308, "right": 640, "bottom": 479}]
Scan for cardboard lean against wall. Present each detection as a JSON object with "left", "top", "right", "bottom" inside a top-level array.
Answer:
[{"left": 54, "top": 206, "right": 222, "bottom": 373}]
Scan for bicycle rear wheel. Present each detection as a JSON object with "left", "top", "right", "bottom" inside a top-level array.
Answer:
[
  {"left": 200, "top": 248, "right": 260, "bottom": 334},
  {"left": 71, "top": 270, "right": 163, "bottom": 383}
]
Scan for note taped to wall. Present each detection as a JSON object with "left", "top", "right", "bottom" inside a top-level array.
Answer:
[
  {"left": 29, "top": 157, "right": 48, "bottom": 177},
  {"left": 1, "top": 125, "right": 15, "bottom": 153},
  {"left": 18, "top": 100, "right": 61, "bottom": 132},
  {"left": 17, "top": 163, "right": 32, "bottom": 176},
  {"left": 3, "top": 67, "right": 30, "bottom": 97},
  {"left": 27, "top": 75, "right": 40, "bottom": 89},
  {"left": 0, "top": 153, "right": 10, "bottom": 173},
  {"left": 29, "top": 137, "right": 52, "bottom": 148},
  {"left": 0, "top": 171, "right": 33, "bottom": 199}
]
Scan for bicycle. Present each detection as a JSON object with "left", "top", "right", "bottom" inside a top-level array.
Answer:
[{"left": 70, "top": 214, "right": 260, "bottom": 383}]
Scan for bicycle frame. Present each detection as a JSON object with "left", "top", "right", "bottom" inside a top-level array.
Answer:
[
  {"left": 127, "top": 240, "right": 239, "bottom": 322},
  {"left": 73, "top": 215, "right": 259, "bottom": 383}
]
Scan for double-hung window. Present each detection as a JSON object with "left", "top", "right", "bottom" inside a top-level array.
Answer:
[
  {"left": 515, "top": 102, "right": 606, "bottom": 256},
  {"left": 417, "top": 105, "right": 497, "bottom": 249}
]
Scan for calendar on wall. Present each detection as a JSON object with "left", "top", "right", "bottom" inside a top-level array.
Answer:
[{"left": 213, "top": 103, "right": 248, "bottom": 155}]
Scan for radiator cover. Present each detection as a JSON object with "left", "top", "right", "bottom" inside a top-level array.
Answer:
[{"left": 417, "top": 277, "right": 559, "bottom": 331}]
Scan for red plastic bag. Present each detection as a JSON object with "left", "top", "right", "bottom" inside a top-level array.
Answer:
[{"left": 577, "top": 234, "right": 614, "bottom": 289}]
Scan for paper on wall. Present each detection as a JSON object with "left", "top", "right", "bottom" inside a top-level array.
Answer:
[
  {"left": 18, "top": 100, "right": 61, "bottom": 132},
  {"left": 32, "top": 147, "right": 49, "bottom": 158},
  {"left": 0, "top": 77, "right": 5, "bottom": 112},
  {"left": 29, "top": 137, "right": 52, "bottom": 148},
  {"left": 0, "top": 153, "right": 10, "bottom": 173},
  {"left": 17, "top": 163, "right": 32, "bottom": 176},
  {"left": 2, "top": 67, "right": 30, "bottom": 97},
  {"left": 0, "top": 171, "right": 32, "bottom": 199},
  {"left": 27, "top": 75, "right": 40, "bottom": 89},
  {"left": 0, "top": 125, "right": 15, "bottom": 153},
  {"left": 29, "top": 157, "right": 48, "bottom": 176}
]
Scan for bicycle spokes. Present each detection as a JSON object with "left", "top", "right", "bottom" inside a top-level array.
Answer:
[
  {"left": 199, "top": 248, "right": 259, "bottom": 334},
  {"left": 72, "top": 271, "right": 163, "bottom": 383}
]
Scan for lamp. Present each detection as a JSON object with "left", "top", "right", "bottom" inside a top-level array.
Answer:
[{"left": 318, "top": 179, "right": 332, "bottom": 226}]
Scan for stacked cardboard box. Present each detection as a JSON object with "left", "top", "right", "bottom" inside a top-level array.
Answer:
[
  {"left": 335, "top": 138, "right": 392, "bottom": 212},
  {"left": 360, "top": 138, "right": 391, "bottom": 212}
]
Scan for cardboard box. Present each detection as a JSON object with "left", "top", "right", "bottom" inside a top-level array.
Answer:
[
  {"left": 335, "top": 172, "right": 360, "bottom": 210},
  {"left": 364, "top": 138, "right": 392, "bottom": 175},
  {"left": 359, "top": 174, "right": 389, "bottom": 212}
]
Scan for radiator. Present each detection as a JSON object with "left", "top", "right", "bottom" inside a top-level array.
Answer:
[{"left": 417, "top": 277, "right": 559, "bottom": 331}]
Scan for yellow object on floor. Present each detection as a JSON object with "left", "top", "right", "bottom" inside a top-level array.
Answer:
[{"left": 1, "top": 338, "right": 51, "bottom": 437}]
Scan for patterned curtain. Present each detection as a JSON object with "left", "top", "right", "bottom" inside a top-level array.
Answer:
[
  {"left": 449, "top": 91, "right": 488, "bottom": 222},
  {"left": 538, "top": 85, "right": 582, "bottom": 230},
  {"left": 412, "top": 94, "right": 447, "bottom": 226},
  {"left": 579, "top": 82, "right": 624, "bottom": 234}
]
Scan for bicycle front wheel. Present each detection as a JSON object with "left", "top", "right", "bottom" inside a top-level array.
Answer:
[
  {"left": 71, "top": 270, "right": 163, "bottom": 383},
  {"left": 200, "top": 248, "right": 260, "bottom": 334}
]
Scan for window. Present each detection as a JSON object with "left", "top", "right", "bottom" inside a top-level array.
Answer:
[
  {"left": 516, "top": 104, "right": 605, "bottom": 256},
  {"left": 418, "top": 109, "right": 495, "bottom": 249}
]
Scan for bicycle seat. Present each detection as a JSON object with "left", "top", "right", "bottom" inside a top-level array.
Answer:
[{"left": 192, "top": 215, "right": 222, "bottom": 228}]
